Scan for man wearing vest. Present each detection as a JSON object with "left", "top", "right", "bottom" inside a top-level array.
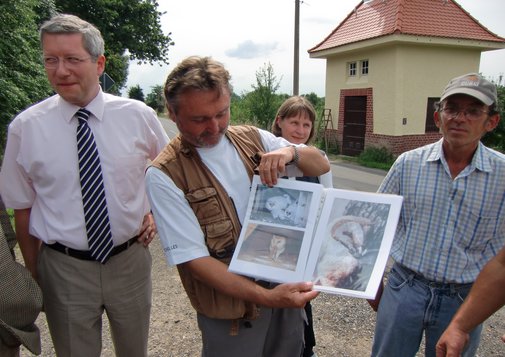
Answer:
[{"left": 146, "top": 56, "right": 330, "bottom": 357}]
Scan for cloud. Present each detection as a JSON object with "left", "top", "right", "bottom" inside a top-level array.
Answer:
[
  {"left": 225, "top": 40, "right": 279, "bottom": 59},
  {"left": 304, "top": 15, "right": 340, "bottom": 28},
  {"left": 125, "top": 0, "right": 504, "bottom": 97}
]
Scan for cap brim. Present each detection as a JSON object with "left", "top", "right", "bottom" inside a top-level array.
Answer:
[{"left": 440, "top": 88, "right": 493, "bottom": 106}]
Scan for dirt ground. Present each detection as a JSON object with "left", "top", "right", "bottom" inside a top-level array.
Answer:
[{"left": 21, "top": 238, "right": 505, "bottom": 356}]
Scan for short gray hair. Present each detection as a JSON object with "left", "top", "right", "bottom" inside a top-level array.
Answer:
[{"left": 40, "top": 14, "right": 104, "bottom": 59}]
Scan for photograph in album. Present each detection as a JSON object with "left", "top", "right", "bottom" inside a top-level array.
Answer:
[
  {"left": 304, "top": 188, "right": 402, "bottom": 299},
  {"left": 228, "top": 176, "right": 402, "bottom": 299},
  {"left": 249, "top": 184, "right": 315, "bottom": 228},
  {"left": 229, "top": 177, "right": 324, "bottom": 284},
  {"left": 235, "top": 224, "right": 304, "bottom": 272}
]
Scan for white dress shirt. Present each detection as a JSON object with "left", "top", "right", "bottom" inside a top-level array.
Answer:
[{"left": 0, "top": 90, "right": 169, "bottom": 249}]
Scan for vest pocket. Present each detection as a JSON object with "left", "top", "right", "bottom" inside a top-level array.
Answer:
[
  {"left": 185, "top": 187, "right": 236, "bottom": 261},
  {"left": 185, "top": 187, "right": 221, "bottom": 223},
  {"left": 205, "top": 220, "right": 235, "bottom": 262}
]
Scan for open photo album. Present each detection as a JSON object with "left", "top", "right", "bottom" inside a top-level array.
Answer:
[{"left": 228, "top": 175, "right": 403, "bottom": 299}]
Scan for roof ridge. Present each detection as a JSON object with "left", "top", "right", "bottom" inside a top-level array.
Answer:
[
  {"left": 394, "top": 0, "right": 405, "bottom": 34},
  {"left": 309, "top": 0, "right": 505, "bottom": 54}
]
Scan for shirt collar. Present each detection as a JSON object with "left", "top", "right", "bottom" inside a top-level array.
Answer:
[
  {"left": 426, "top": 139, "right": 443, "bottom": 163},
  {"left": 473, "top": 142, "right": 493, "bottom": 173},
  {"left": 58, "top": 88, "right": 105, "bottom": 123},
  {"left": 426, "top": 138, "right": 492, "bottom": 174}
]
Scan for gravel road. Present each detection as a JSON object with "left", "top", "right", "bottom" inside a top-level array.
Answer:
[{"left": 20, "top": 237, "right": 505, "bottom": 356}]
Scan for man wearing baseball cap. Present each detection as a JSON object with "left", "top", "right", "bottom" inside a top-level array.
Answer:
[{"left": 371, "top": 73, "right": 505, "bottom": 357}]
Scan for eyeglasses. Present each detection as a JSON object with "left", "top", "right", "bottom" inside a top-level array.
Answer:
[
  {"left": 43, "top": 56, "right": 92, "bottom": 69},
  {"left": 441, "top": 107, "right": 489, "bottom": 121}
]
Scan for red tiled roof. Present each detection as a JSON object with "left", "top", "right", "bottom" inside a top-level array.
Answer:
[{"left": 309, "top": 0, "right": 505, "bottom": 53}]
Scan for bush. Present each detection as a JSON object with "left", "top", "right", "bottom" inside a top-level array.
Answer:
[{"left": 358, "top": 146, "right": 394, "bottom": 170}]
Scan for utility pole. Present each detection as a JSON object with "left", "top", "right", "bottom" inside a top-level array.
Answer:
[{"left": 293, "top": 0, "right": 300, "bottom": 95}]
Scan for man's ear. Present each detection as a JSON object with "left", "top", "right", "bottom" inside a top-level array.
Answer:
[
  {"left": 485, "top": 113, "right": 500, "bottom": 133},
  {"left": 96, "top": 55, "right": 106, "bottom": 76},
  {"left": 434, "top": 110, "right": 441, "bottom": 129}
]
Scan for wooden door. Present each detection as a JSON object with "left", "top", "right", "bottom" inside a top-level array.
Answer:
[{"left": 342, "top": 96, "right": 366, "bottom": 156}]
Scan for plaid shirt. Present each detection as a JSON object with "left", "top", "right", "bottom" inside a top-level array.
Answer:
[{"left": 379, "top": 139, "right": 505, "bottom": 283}]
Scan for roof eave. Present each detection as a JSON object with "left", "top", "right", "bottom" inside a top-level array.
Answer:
[{"left": 309, "top": 34, "right": 505, "bottom": 59}]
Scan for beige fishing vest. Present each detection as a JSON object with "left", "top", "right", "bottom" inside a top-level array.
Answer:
[{"left": 151, "top": 125, "right": 265, "bottom": 320}]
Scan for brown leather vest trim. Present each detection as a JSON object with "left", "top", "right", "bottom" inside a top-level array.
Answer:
[{"left": 151, "top": 125, "right": 264, "bottom": 319}]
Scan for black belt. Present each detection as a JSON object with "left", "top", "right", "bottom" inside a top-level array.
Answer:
[
  {"left": 394, "top": 263, "right": 473, "bottom": 290},
  {"left": 45, "top": 236, "right": 139, "bottom": 261}
]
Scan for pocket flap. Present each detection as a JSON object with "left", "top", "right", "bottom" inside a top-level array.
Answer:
[
  {"left": 186, "top": 187, "right": 217, "bottom": 203},
  {"left": 206, "top": 220, "right": 233, "bottom": 238}
]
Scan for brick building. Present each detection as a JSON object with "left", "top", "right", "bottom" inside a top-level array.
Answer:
[{"left": 309, "top": 0, "right": 505, "bottom": 156}]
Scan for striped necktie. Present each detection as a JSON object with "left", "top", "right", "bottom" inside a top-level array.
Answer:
[{"left": 76, "top": 108, "right": 113, "bottom": 263}]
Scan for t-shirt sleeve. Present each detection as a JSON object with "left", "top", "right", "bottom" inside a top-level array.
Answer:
[{"left": 145, "top": 167, "right": 210, "bottom": 266}]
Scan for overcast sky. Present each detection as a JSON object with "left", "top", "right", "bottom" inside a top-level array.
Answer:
[{"left": 125, "top": 0, "right": 505, "bottom": 97}]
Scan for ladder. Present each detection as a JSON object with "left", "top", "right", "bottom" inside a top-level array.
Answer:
[{"left": 317, "top": 108, "right": 336, "bottom": 153}]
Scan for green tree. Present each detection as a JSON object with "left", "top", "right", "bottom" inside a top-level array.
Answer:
[
  {"left": 0, "top": 0, "right": 54, "bottom": 158},
  {"left": 303, "top": 92, "right": 321, "bottom": 108},
  {"left": 301, "top": 92, "right": 326, "bottom": 141},
  {"left": 53, "top": 0, "right": 174, "bottom": 92},
  {"left": 482, "top": 81, "right": 505, "bottom": 152},
  {"left": 101, "top": 52, "right": 128, "bottom": 94},
  {"left": 128, "top": 84, "right": 145, "bottom": 102},
  {"left": 35, "top": 0, "right": 58, "bottom": 23},
  {"left": 146, "top": 85, "right": 165, "bottom": 113},
  {"left": 247, "top": 62, "right": 282, "bottom": 129},
  {"left": 303, "top": 92, "right": 325, "bottom": 117},
  {"left": 230, "top": 92, "right": 254, "bottom": 125}
]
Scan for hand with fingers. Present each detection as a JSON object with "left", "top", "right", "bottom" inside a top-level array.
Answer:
[{"left": 138, "top": 213, "right": 157, "bottom": 246}]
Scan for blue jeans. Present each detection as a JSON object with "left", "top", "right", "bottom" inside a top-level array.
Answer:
[{"left": 371, "top": 263, "right": 482, "bottom": 357}]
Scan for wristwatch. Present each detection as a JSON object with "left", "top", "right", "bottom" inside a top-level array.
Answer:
[{"left": 289, "top": 145, "right": 299, "bottom": 165}]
